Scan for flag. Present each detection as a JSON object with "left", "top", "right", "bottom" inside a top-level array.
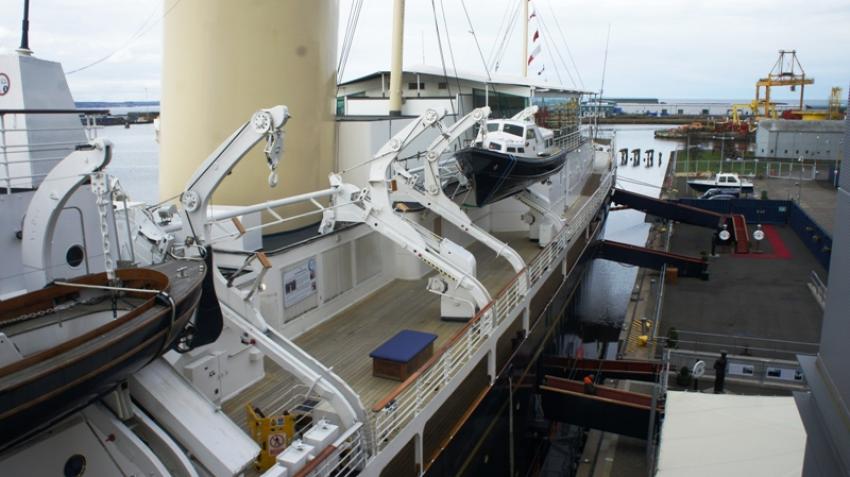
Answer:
[
  {"left": 533, "top": 30, "right": 539, "bottom": 42},
  {"left": 528, "top": 44, "right": 541, "bottom": 65}
]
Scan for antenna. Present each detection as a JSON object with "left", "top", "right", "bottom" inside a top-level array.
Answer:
[
  {"left": 18, "top": 0, "right": 32, "bottom": 55},
  {"left": 594, "top": 24, "right": 611, "bottom": 138}
]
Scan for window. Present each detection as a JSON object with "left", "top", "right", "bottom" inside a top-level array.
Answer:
[
  {"left": 702, "top": 109, "right": 710, "bottom": 115},
  {"left": 437, "top": 82, "right": 448, "bottom": 90},
  {"left": 517, "top": 148, "right": 525, "bottom": 153},
  {"left": 408, "top": 81, "right": 424, "bottom": 90},
  {"left": 526, "top": 129, "right": 537, "bottom": 140},
  {"left": 677, "top": 109, "right": 684, "bottom": 115},
  {"left": 719, "top": 176, "right": 727, "bottom": 183},
  {"left": 507, "top": 147, "right": 516, "bottom": 153},
  {"left": 489, "top": 142, "right": 502, "bottom": 151},
  {"left": 503, "top": 124, "right": 524, "bottom": 137},
  {"left": 486, "top": 123, "right": 500, "bottom": 132}
]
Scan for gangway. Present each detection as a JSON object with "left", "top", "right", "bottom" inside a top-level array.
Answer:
[
  {"left": 611, "top": 188, "right": 750, "bottom": 252},
  {"left": 612, "top": 188, "right": 725, "bottom": 229},
  {"left": 540, "top": 375, "right": 663, "bottom": 439},
  {"left": 595, "top": 240, "right": 709, "bottom": 279},
  {"left": 543, "top": 357, "right": 662, "bottom": 382}
]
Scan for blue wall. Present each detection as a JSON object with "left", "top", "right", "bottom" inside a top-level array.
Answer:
[{"left": 788, "top": 204, "right": 833, "bottom": 271}]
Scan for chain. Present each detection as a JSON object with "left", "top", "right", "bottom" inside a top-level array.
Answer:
[{"left": 0, "top": 294, "right": 108, "bottom": 327}]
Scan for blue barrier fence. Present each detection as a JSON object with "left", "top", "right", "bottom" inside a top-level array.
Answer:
[
  {"left": 788, "top": 204, "right": 833, "bottom": 271},
  {"left": 675, "top": 198, "right": 832, "bottom": 271}
]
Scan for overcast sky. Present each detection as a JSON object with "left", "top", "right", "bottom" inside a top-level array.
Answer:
[{"left": 1, "top": 0, "right": 848, "bottom": 102}]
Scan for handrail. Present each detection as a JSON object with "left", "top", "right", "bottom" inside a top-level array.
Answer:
[
  {"left": 368, "top": 169, "right": 613, "bottom": 450},
  {"left": 0, "top": 109, "right": 109, "bottom": 115},
  {"left": 371, "top": 264, "right": 529, "bottom": 412}
]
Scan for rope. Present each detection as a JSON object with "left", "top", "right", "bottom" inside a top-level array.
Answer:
[{"left": 52, "top": 281, "right": 162, "bottom": 294}]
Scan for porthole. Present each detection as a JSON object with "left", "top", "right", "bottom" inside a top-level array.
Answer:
[
  {"left": 64, "top": 454, "right": 86, "bottom": 477},
  {"left": 66, "top": 245, "right": 85, "bottom": 268}
]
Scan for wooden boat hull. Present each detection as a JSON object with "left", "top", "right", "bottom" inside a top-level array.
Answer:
[
  {"left": 455, "top": 147, "right": 568, "bottom": 206},
  {"left": 0, "top": 260, "right": 206, "bottom": 448}
]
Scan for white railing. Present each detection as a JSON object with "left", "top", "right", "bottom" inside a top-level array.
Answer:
[
  {"left": 299, "top": 423, "right": 368, "bottom": 477},
  {"left": 554, "top": 130, "right": 582, "bottom": 153},
  {"left": 369, "top": 169, "right": 613, "bottom": 453},
  {"left": 0, "top": 109, "right": 104, "bottom": 192}
]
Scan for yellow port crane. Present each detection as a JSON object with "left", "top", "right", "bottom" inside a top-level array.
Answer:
[{"left": 754, "top": 50, "right": 814, "bottom": 118}]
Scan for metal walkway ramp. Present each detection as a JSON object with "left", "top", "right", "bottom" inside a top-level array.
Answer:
[
  {"left": 540, "top": 375, "right": 664, "bottom": 440},
  {"left": 611, "top": 188, "right": 750, "bottom": 254},
  {"left": 595, "top": 240, "right": 709, "bottom": 279},
  {"left": 543, "top": 357, "right": 663, "bottom": 382}
]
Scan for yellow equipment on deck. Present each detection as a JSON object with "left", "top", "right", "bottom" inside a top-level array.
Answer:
[{"left": 246, "top": 404, "right": 296, "bottom": 472}]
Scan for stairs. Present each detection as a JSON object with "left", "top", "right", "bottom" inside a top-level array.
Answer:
[{"left": 731, "top": 214, "right": 749, "bottom": 254}]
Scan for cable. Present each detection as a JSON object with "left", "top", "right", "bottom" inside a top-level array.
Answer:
[
  {"left": 66, "top": 0, "right": 185, "bottom": 75},
  {"left": 430, "top": 0, "right": 455, "bottom": 116},
  {"left": 439, "top": 0, "right": 463, "bottom": 113},
  {"left": 337, "top": 0, "right": 365, "bottom": 86},
  {"left": 544, "top": 0, "right": 585, "bottom": 89},
  {"left": 491, "top": 0, "right": 522, "bottom": 73},
  {"left": 459, "top": 0, "right": 492, "bottom": 83},
  {"left": 534, "top": 7, "right": 575, "bottom": 87}
]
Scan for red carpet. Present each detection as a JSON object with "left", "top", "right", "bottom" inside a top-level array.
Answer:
[{"left": 734, "top": 224, "right": 792, "bottom": 260}]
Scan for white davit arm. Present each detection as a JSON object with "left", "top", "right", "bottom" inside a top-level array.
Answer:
[
  {"left": 175, "top": 106, "right": 365, "bottom": 431},
  {"left": 415, "top": 108, "right": 528, "bottom": 282},
  {"left": 21, "top": 139, "right": 113, "bottom": 290},
  {"left": 179, "top": 106, "right": 289, "bottom": 244}
]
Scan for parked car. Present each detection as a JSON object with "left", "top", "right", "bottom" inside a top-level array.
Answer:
[{"left": 700, "top": 187, "right": 740, "bottom": 199}]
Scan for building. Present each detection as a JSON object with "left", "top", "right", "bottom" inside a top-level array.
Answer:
[
  {"left": 793, "top": 93, "right": 850, "bottom": 477},
  {"left": 336, "top": 65, "right": 586, "bottom": 119},
  {"left": 755, "top": 119, "right": 845, "bottom": 161}
]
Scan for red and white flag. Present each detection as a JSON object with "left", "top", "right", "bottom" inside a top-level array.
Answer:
[{"left": 528, "top": 44, "right": 541, "bottom": 65}]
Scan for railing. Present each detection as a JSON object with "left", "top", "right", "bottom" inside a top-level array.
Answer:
[
  {"left": 807, "top": 270, "right": 828, "bottom": 310},
  {"left": 296, "top": 423, "right": 368, "bottom": 477},
  {"left": 0, "top": 109, "right": 106, "bottom": 192},
  {"left": 554, "top": 129, "right": 582, "bottom": 153},
  {"left": 369, "top": 169, "right": 613, "bottom": 453},
  {"left": 667, "top": 348, "right": 810, "bottom": 389}
]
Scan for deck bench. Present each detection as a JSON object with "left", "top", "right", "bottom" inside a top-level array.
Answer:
[{"left": 369, "top": 330, "right": 438, "bottom": 381}]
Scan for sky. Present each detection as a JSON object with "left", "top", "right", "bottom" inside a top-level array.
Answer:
[{"left": 1, "top": 0, "right": 849, "bottom": 102}]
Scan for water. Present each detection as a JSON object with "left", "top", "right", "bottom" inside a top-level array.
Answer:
[
  {"left": 98, "top": 123, "right": 159, "bottom": 204},
  {"left": 578, "top": 125, "right": 682, "bottom": 325}
]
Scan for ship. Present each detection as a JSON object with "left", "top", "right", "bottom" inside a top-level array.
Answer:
[{"left": 0, "top": 1, "right": 615, "bottom": 476}]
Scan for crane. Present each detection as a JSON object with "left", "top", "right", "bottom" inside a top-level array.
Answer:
[{"left": 754, "top": 50, "right": 814, "bottom": 119}]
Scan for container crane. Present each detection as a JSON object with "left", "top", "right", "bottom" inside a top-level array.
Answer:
[{"left": 754, "top": 50, "right": 814, "bottom": 118}]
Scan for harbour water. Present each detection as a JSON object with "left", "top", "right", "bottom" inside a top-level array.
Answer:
[{"left": 578, "top": 125, "right": 681, "bottom": 326}]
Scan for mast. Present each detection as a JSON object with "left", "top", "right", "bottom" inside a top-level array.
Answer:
[
  {"left": 17, "top": 0, "right": 32, "bottom": 55},
  {"left": 388, "top": 0, "right": 405, "bottom": 116},
  {"left": 522, "top": 0, "right": 528, "bottom": 78}
]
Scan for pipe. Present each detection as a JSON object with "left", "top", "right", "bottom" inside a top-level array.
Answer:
[
  {"left": 18, "top": 0, "right": 31, "bottom": 54},
  {"left": 164, "top": 187, "right": 337, "bottom": 232},
  {"left": 388, "top": 0, "right": 405, "bottom": 116},
  {"left": 522, "top": 0, "right": 528, "bottom": 78}
]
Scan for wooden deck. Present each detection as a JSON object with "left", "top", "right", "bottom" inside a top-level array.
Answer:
[{"left": 222, "top": 190, "right": 597, "bottom": 428}]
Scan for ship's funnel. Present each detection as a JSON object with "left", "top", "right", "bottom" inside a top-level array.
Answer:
[{"left": 160, "top": 0, "right": 338, "bottom": 232}]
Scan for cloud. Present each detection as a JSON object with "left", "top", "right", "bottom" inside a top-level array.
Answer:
[{"left": 1, "top": 0, "right": 848, "bottom": 101}]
